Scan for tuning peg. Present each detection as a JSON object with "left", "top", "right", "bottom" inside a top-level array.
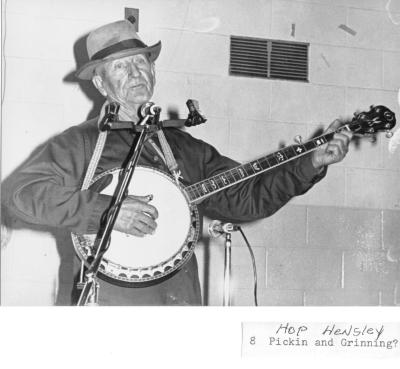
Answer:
[
  {"left": 294, "top": 135, "right": 303, "bottom": 144},
  {"left": 386, "top": 131, "right": 393, "bottom": 138}
]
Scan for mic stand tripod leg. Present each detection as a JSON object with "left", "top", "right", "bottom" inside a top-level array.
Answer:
[
  {"left": 77, "top": 273, "right": 100, "bottom": 306},
  {"left": 223, "top": 233, "right": 232, "bottom": 306}
]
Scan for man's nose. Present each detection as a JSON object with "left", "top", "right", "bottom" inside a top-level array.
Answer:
[{"left": 127, "top": 62, "right": 140, "bottom": 77}]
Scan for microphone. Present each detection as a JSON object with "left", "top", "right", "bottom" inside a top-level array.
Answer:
[
  {"left": 185, "top": 99, "right": 207, "bottom": 127},
  {"left": 99, "top": 102, "right": 120, "bottom": 131},
  {"left": 139, "top": 102, "right": 162, "bottom": 118},
  {"left": 208, "top": 220, "right": 239, "bottom": 237}
]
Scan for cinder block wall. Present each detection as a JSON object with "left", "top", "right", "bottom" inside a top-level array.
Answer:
[{"left": 1, "top": 0, "right": 399, "bottom": 305}]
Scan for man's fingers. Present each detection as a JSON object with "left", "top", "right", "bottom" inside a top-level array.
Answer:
[
  {"left": 115, "top": 195, "right": 159, "bottom": 236},
  {"left": 136, "top": 213, "right": 157, "bottom": 232},
  {"left": 125, "top": 195, "right": 158, "bottom": 219},
  {"left": 128, "top": 194, "right": 154, "bottom": 202},
  {"left": 132, "top": 215, "right": 157, "bottom": 235},
  {"left": 326, "top": 119, "right": 343, "bottom": 132},
  {"left": 326, "top": 143, "right": 341, "bottom": 157}
]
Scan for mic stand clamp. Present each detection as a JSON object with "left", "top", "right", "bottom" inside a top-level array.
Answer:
[{"left": 77, "top": 107, "right": 161, "bottom": 306}]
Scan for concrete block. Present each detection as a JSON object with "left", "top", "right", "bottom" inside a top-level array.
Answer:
[
  {"left": 61, "top": 87, "right": 97, "bottom": 127},
  {"left": 231, "top": 288, "right": 304, "bottom": 306},
  {"left": 380, "top": 289, "right": 397, "bottom": 306},
  {"left": 230, "top": 288, "right": 257, "bottom": 306},
  {"left": 4, "top": 57, "right": 70, "bottom": 104},
  {"left": 232, "top": 264, "right": 266, "bottom": 290},
  {"left": 188, "top": 116, "right": 231, "bottom": 157},
  {"left": 139, "top": 0, "right": 195, "bottom": 31},
  {"left": 309, "top": 44, "right": 348, "bottom": 86},
  {"left": 347, "top": 7, "right": 400, "bottom": 51},
  {"left": 267, "top": 248, "right": 342, "bottom": 290},
  {"left": 308, "top": 206, "right": 382, "bottom": 250},
  {"left": 1, "top": 228, "right": 60, "bottom": 306},
  {"left": 189, "top": 75, "right": 272, "bottom": 122},
  {"left": 381, "top": 18, "right": 400, "bottom": 52},
  {"left": 294, "top": 0, "right": 387, "bottom": 11},
  {"left": 258, "top": 288, "right": 304, "bottom": 306},
  {"left": 345, "top": 48, "right": 383, "bottom": 89},
  {"left": 304, "top": 289, "right": 379, "bottom": 306},
  {"left": 382, "top": 139, "right": 400, "bottom": 171},
  {"left": 2, "top": 101, "right": 64, "bottom": 177},
  {"left": 382, "top": 210, "right": 400, "bottom": 262},
  {"left": 343, "top": 250, "right": 399, "bottom": 290},
  {"left": 271, "top": 0, "right": 347, "bottom": 46},
  {"left": 383, "top": 51, "right": 400, "bottom": 91},
  {"left": 5, "top": 13, "right": 99, "bottom": 61},
  {"left": 396, "top": 285, "right": 400, "bottom": 306},
  {"left": 345, "top": 168, "right": 400, "bottom": 209},
  {"left": 156, "top": 29, "right": 229, "bottom": 76},
  {"left": 188, "top": 75, "right": 230, "bottom": 118},
  {"left": 226, "top": 77, "right": 272, "bottom": 121},
  {"left": 346, "top": 135, "right": 383, "bottom": 169},
  {"left": 5, "top": 0, "right": 133, "bottom": 21},
  {"left": 231, "top": 246, "right": 266, "bottom": 289},
  {"left": 311, "top": 45, "right": 383, "bottom": 90},
  {"left": 152, "top": 71, "right": 192, "bottom": 116},
  {"left": 270, "top": 81, "right": 345, "bottom": 124},
  {"left": 291, "top": 166, "right": 346, "bottom": 207},
  {"left": 229, "top": 119, "right": 308, "bottom": 162},
  {"left": 230, "top": 205, "right": 308, "bottom": 248},
  {"left": 183, "top": 0, "right": 272, "bottom": 37}
]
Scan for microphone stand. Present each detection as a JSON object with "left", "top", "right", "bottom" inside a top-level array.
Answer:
[
  {"left": 223, "top": 232, "right": 232, "bottom": 306},
  {"left": 77, "top": 105, "right": 160, "bottom": 306}
]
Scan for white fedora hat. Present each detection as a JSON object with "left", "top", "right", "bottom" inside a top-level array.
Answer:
[{"left": 76, "top": 20, "right": 161, "bottom": 80}]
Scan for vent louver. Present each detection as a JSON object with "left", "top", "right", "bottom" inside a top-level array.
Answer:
[{"left": 229, "top": 36, "right": 308, "bottom": 82}]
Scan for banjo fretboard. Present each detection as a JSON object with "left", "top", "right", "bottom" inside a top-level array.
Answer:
[{"left": 185, "top": 131, "right": 338, "bottom": 203}]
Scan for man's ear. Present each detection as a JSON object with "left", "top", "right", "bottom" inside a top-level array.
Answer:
[{"left": 92, "top": 74, "right": 107, "bottom": 97}]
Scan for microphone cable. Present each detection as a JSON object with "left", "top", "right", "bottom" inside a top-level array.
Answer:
[{"left": 237, "top": 226, "right": 258, "bottom": 307}]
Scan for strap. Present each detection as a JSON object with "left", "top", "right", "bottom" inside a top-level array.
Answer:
[
  {"left": 81, "top": 102, "right": 109, "bottom": 190},
  {"left": 78, "top": 102, "right": 109, "bottom": 285},
  {"left": 155, "top": 129, "right": 182, "bottom": 182}
]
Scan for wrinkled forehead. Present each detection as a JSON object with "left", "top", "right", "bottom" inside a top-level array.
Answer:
[{"left": 95, "top": 52, "right": 152, "bottom": 76}]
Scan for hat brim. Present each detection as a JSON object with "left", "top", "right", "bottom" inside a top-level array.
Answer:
[{"left": 75, "top": 41, "right": 161, "bottom": 80}]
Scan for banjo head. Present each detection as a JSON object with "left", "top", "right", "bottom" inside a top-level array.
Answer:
[{"left": 72, "top": 166, "right": 200, "bottom": 287}]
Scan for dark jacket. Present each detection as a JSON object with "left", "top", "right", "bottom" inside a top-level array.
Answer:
[{"left": 3, "top": 118, "right": 325, "bottom": 305}]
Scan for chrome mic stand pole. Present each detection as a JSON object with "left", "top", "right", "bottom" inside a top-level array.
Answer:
[{"left": 223, "top": 232, "right": 232, "bottom": 306}]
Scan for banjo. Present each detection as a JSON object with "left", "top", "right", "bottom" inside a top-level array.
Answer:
[{"left": 72, "top": 105, "right": 396, "bottom": 287}]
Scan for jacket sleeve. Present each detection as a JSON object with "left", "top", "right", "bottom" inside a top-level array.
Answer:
[
  {"left": 194, "top": 138, "right": 326, "bottom": 223},
  {"left": 2, "top": 125, "right": 111, "bottom": 234}
]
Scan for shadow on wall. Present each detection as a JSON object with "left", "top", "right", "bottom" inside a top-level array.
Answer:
[
  {"left": 1, "top": 141, "right": 79, "bottom": 306},
  {"left": 63, "top": 33, "right": 105, "bottom": 121}
]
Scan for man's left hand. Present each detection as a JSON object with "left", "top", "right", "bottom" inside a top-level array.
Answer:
[{"left": 311, "top": 119, "right": 353, "bottom": 169}]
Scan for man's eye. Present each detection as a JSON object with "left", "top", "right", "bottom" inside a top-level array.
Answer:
[
  {"left": 113, "top": 62, "right": 124, "bottom": 70},
  {"left": 135, "top": 56, "right": 146, "bottom": 64}
]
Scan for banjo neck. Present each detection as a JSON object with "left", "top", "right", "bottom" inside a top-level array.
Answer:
[
  {"left": 185, "top": 104, "right": 397, "bottom": 204},
  {"left": 185, "top": 129, "right": 339, "bottom": 204}
]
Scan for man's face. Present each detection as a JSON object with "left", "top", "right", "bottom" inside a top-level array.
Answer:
[{"left": 97, "top": 53, "right": 155, "bottom": 107}]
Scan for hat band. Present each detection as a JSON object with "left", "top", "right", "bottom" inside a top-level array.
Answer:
[{"left": 91, "top": 38, "right": 148, "bottom": 61}]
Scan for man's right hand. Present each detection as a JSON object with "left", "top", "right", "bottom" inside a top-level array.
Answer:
[{"left": 114, "top": 195, "right": 158, "bottom": 237}]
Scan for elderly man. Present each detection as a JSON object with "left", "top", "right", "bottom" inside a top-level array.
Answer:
[{"left": 3, "top": 20, "right": 352, "bottom": 305}]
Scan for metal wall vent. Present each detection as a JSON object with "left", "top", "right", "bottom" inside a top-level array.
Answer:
[{"left": 229, "top": 36, "right": 309, "bottom": 82}]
